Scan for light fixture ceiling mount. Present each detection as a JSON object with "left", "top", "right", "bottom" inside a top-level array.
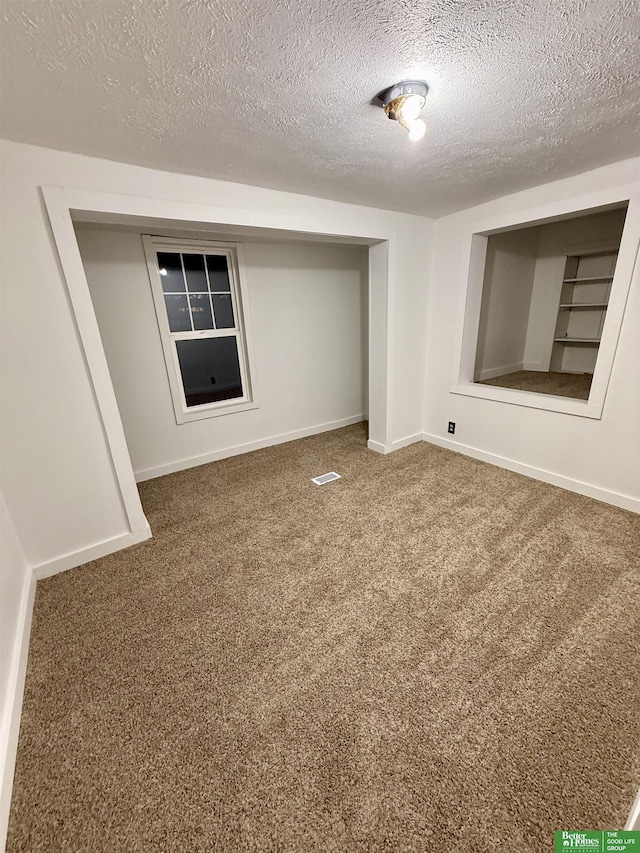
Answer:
[{"left": 380, "top": 80, "right": 429, "bottom": 141}]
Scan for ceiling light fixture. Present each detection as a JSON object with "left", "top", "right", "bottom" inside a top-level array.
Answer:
[{"left": 380, "top": 80, "right": 429, "bottom": 142}]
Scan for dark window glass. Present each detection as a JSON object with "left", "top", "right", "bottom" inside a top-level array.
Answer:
[
  {"left": 176, "top": 337, "right": 243, "bottom": 407},
  {"left": 206, "top": 255, "right": 231, "bottom": 291},
  {"left": 157, "top": 252, "right": 185, "bottom": 293},
  {"left": 189, "top": 294, "right": 214, "bottom": 330},
  {"left": 183, "top": 253, "right": 208, "bottom": 292},
  {"left": 212, "top": 293, "right": 235, "bottom": 328},
  {"left": 164, "top": 294, "right": 192, "bottom": 332}
]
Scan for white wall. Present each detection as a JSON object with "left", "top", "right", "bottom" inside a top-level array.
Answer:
[
  {"left": 0, "top": 496, "right": 28, "bottom": 735},
  {"left": 0, "top": 140, "right": 432, "bottom": 575},
  {"left": 76, "top": 227, "right": 368, "bottom": 479},
  {"left": 424, "top": 158, "right": 640, "bottom": 508},
  {"left": 475, "top": 227, "right": 540, "bottom": 379},
  {"left": 0, "top": 493, "right": 34, "bottom": 853}
]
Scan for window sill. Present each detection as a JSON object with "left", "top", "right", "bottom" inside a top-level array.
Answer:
[
  {"left": 175, "top": 399, "right": 260, "bottom": 425},
  {"left": 449, "top": 382, "right": 603, "bottom": 419}
]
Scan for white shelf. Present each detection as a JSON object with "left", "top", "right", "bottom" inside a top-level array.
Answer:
[
  {"left": 554, "top": 337, "right": 601, "bottom": 344},
  {"left": 562, "top": 275, "right": 614, "bottom": 283},
  {"left": 558, "top": 302, "right": 608, "bottom": 309}
]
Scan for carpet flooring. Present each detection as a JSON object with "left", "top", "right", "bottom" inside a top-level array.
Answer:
[
  {"left": 479, "top": 370, "right": 593, "bottom": 399},
  {"left": 7, "top": 423, "right": 640, "bottom": 852}
]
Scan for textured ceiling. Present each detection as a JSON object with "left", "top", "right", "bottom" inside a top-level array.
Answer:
[{"left": 1, "top": 0, "right": 639, "bottom": 216}]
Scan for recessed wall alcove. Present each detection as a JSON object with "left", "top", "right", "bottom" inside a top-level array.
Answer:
[
  {"left": 43, "top": 187, "right": 397, "bottom": 550},
  {"left": 450, "top": 191, "right": 639, "bottom": 419}
]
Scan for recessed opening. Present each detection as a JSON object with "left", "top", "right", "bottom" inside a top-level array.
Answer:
[
  {"left": 71, "top": 215, "right": 370, "bottom": 484},
  {"left": 473, "top": 203, "right": 628, "bottom": 401}
]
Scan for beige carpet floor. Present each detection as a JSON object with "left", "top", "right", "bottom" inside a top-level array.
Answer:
[
  {"left": 479, "top": 370, "right": 593, "bottom": 399},
  {"left": 7, "top": 423, "right": 640, "bottom": 852}
]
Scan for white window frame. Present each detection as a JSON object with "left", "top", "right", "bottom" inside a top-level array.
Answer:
[{"left": 142, "top": 235, "right": 258, "bottom": 424}]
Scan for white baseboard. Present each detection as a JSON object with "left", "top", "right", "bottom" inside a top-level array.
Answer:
[
  {"left": 135, "top": 415, "right": 366, "bottom": 483},
  {"left": 626, "top": 788, "right": 640, "bottom": 830},
  {"left": 477, "top": 362, "right": 524, "bottom": 381},
  {"left": 0, "top": 570, "right": 36, "bottom": 853},
  {"left": 391, "top": 433, "right": 423, "bottom": 452},
  {"left": 32, "top": 526, "right": 152, "bottom": 581},
  {"left": 135, "top": 415, "right": 366, "bottom": 482},
  {"left": 522, "top": 361, "right": 548, "bottom": 372},
  {"left": 367, "top": 439, "right": 388, "bottom": 454},
  {"left": 368, "top": 433, "right": 423, "bottom": 455},
  {"left": 422, "top": 433, "right": 640, "bottom": 514}
]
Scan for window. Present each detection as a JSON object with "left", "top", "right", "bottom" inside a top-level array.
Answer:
[{"left": 143, "top": 237, "right": 256, "bottom": 423}]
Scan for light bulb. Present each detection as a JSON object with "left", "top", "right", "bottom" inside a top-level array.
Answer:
[
  {"left": 159, "top": 268, "right": 168, "bottom": 276},
  {"left": 399, "top": 95, "right": 422, "bottom": 122},
  {"left": 408, "top": 119, "right": 426, "bottom": 141}
]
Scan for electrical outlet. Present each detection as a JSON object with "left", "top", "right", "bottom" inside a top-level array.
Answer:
[{"left": 448, "top": 421, "right": 456, "bottom": 434}]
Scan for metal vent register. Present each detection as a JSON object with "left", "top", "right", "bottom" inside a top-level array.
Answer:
[{"left": 311, "top": 472, "right": 341, "bottom": 486}]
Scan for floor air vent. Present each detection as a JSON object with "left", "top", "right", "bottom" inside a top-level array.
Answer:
[{"left": 311, "top": 472, "right": 341, "bottom": 485}]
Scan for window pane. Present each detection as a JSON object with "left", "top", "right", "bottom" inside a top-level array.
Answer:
[
  {"left": 212, "top": 293, "right": 235, "bottom": 328},
  {"left": 206, "top": 255, "right": 231, "bottom": 291},
  {"left": 183, "top": 253, "right": 208, "bottom": 292},
  {"left": 189, "top": 294, "right": 214, "bottom": 330},
  {"left": 164, "top": 294, "right": 192, "bottom": 332},
  {"left": 176, "top": 337, "right": 243, "bottom": 407},
  {"left": 157, "top": 252, "right": 185, "bottom": 293}
]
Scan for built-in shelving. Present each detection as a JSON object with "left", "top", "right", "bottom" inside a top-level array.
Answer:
[
  {"left": 558, "top": 302, "right": 608, "bottom": 309},
  {"left": 550, "top": 249, "right": 618, "bottom": 372},
  {"left": 562, "top": 275, "right": 614, "bottom": 283}
]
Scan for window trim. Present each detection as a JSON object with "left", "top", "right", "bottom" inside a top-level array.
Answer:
[{"left": 142, "top": 235, "right": 259, "bottom": 424}]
